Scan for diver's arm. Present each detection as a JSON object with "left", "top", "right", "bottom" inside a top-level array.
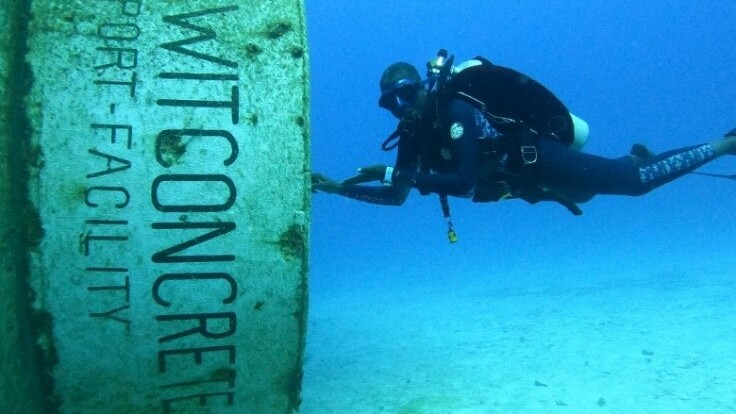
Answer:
[
  {"left": 338, "top": 182, "right": 411, "bottom": 206},
  {"left": 311, "top": 171, "right": 411, "bottom": 205},
  {"left": 323, "top": 125, "right": 420, "bottom": 205},
  {"left": 313, "top": 100, "right": 484, "bottom": 203},
  {"left": 312, "top": 156, "right": 413, "bottom": 206}
]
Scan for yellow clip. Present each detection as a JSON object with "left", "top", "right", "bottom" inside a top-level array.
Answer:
[{"left": 447, "top": 229, "right": 458, "bottom": 243}]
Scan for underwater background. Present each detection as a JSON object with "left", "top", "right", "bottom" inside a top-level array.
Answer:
[{"left": 303, "top": 1, "right": 736, "bottom": 413}]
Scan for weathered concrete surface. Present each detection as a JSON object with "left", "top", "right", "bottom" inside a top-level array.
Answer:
[{"left": 23, "top": 1, "right": 310, "bottom": 413}]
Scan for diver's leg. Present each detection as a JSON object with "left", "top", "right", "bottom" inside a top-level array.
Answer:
[
  {"left": 638, "top": 130, "right": 736, "bottom": 189},
  {"left": 535, "top": 137, "right": 729, "bottom": 197},
  {"left": 637, "top": 143, "right": 718, "bottom": 191},
  {"left": 535, "top": 138, "right": 644, "bottom": 196}
]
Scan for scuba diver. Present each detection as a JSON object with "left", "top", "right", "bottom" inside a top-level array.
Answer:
[{"left": 311, "top": 50, "right": 736, "bottom": 242}]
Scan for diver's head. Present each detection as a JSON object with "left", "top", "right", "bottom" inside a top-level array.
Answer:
[{"left": 378, "top": 62, "right": 427, "bottom": 119}]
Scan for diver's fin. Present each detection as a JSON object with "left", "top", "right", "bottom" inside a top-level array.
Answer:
[
  {"left": 630, "top": 143, "right": 655, "bottom": 161},
  {"left": 686, "top": 128, "right": 736, "bottom": 180},
  {"left": 689, "top": 171, "right": 736, "bottom": 181}
]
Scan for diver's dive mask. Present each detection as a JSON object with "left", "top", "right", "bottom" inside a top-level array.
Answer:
[{"left": 378, "top": 78, "right": 428, "bottom": 117}]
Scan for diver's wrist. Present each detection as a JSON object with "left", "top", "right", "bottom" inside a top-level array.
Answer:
[{"left": 381, "top": 166, "right": 394, "bottom": 185}]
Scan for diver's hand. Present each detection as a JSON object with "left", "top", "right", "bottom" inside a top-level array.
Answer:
[
  {"left": 311, "top": 173, "right": 342, "bottom": 194},
  {"left": 341, "top": 164, "right": 389, "bottom": 185}
]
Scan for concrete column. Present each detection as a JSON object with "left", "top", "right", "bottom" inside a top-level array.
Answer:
[
  {"left": 9, "top": 1, "right": 310, "bottom": 413},
  {"left": 1, "top": 1, "right": 45, "bottom": 413}
]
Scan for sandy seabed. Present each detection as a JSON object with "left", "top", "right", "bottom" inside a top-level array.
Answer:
[{"left": 300, "top": 270, "right": 736, "bottom": 414}]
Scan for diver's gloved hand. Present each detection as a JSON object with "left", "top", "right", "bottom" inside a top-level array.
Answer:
[
  {"left": 311, "top": 173, "right": 342, "bottom": 194},
  {"left": 341, "top": 164, "right": 390, "bottom": 185}
]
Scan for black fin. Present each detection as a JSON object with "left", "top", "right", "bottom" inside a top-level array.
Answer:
[{"left": 629, "top": 143, "right": 655, "bottom": 161}]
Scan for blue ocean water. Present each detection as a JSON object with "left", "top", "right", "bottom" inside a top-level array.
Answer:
[{"left": 304, "top": 1, "right": 736, "bottom": 412}]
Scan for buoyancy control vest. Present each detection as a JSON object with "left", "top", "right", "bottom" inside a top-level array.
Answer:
[
  {"left": 436, "top": 56, "right": 590, "bottom": 214},
  {"left": 445, "top": 57, "right": 588, "bottom": 150}
]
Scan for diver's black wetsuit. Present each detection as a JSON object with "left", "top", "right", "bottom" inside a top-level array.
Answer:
[{"left": 339, "top": 98, "right": 718, "bottom": 206}]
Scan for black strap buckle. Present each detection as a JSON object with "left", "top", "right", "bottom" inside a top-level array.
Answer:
[
  {"left": 520, "top": 145, "right": 538, "bottom": 165},
  {"left": 495, "top": 181, "right": 512, "bottom": 200}
]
